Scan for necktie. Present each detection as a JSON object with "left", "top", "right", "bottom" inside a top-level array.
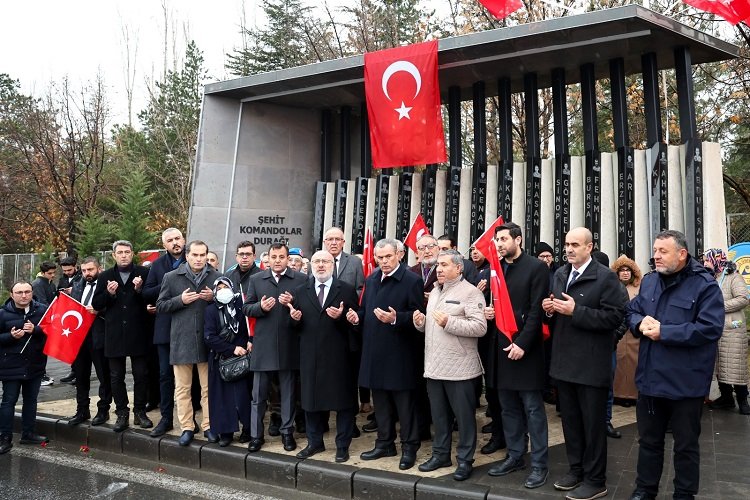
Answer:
[
  {"left": 423, "top": 266, "right": 430, "bottom": 283},
  {"left": 567, "top": 270, "right": 580, "bottom": 291},
  {"left": 275, "top": 273, "right": 281, "bottom": 283},
  {"left": 83, "top": 282, "right": 95, "bottom": 306},
  {"left": 318, "top": 283, "right": 326, "bottom": 307}
]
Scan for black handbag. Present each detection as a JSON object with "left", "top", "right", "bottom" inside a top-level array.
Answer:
[{"left": 218, "top": 353, "right": 252, "bottom": 382}]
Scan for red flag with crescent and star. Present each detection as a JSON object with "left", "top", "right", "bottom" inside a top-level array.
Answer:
[
  {"left": 362, "top": 226, "right": 375, "bottom": 278},
  {"left": 473, "top": 215, "right": 518, "bottom": 342},
  {"left": 682, "top": 0, "right": 750, "bottom": 25},
  {"left": 364, "top": 40, "right": 446, "bottom": 168},
  {"left": 478, "top": 0, "right": 523, "bottom": 20},
  {"left": 403, "top": 213, "right": 431, "bottom": 253},
  {"left": 38, "top": 293, "right": 95, "bottom": 364}
]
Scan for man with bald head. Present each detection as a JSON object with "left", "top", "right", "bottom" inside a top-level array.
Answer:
[
  {"left": 289, "top": 250, "right": 360, "bottom": 462},
  {"left": 323, "top": 227, "right": 364, "bottom": 295},
  {"left": 542, "top": 227, "right": 626, "bottom": 500}
]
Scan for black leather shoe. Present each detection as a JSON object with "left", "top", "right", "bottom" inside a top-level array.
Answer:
[
  {"left": 453, "top": 461, "right": 473, "bottom": 481},
  {"left": 418, "top": 455, "right": 452, "bottom": 472},
  {"left": 487, "top": 456, "right": 525, "bottom": 476},
  {"left": 91, "top": 411, "right": 109, "bottom": 426},
  {"left": 248, "top": 438, "right": 264, "bottom": 452},
  {"left": 0, "top": 436, "right": 11, "bottom": 454},
  {"left": 606, "top": 422, "right": 621, "bottom": 439},
  {"left": 480, "top": 436, "right": 506, "bottom": 454},
  {"left": 178, "top": 430, "right": 194, "bottom": 446},
  {"left": 19, "top": 433, "right": 49, "bottom": 445},
  {"left": 282, "top": 433, "right": 297, "bottom": 451},
  {"left": 204, "top": 430, "right": 219, "bottom": 443},
  {"left": 67, "top": 411, "right": 91, "bottom": 426},
  {"left": 360, "top": 445, "right": 397, "bottom": 461},
  {"left": 399, "top": 451, "right": 416, "bottom": 470},
  {"left": 629, "top": 489, "right": 654, "bottom": 500},
  {"left": 61, "top": 371, "right": 77, "bottom": 384},
  {"left": 524, "top": 467, "right": 549, "bottom": 489},
  {"left": 268, "top": 412, "right": 281, "bottom": 436},
  {"left": 133, "top": 411, "right": 153, "bottom": 429},
  {"left": 362, "top": 420, "right": 378, "bottom": 432},
  {"left": 150, "top": 418, "right": 173, "bottom": 437},
  {"left": 565, "top": 483, "right": 607, "bottom": 500},
  {"left": 335, "top": 447, "right": 350, "bottom": 463},
  {"left": 296, "top": 444, "right": 325, "bottom": 459},
  {"left": 113, "top": 414, "right": 130, "bottom": 432},
  {"left": 481, "top": 422, "right": 494, "bottom": 434},
  {"left": 352, "top": 425, "right": 361, "bottom": 438},
  {"left": 238, "top": 428, "right": 251, "bottom": 443},
  {"left": 218, "top": 434, "right": 232, "bottom": 447},
  {"left": 553, "top": 471, "right": 583, "bottom": 491}
]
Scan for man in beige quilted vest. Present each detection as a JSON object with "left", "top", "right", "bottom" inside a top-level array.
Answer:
[{"left": 413, "top": 250, "right": 487, "bottom": 481}]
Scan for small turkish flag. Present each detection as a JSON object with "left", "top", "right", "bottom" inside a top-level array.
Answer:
[
  {"left": 473, "top": 215, "right": 518, "bottom": 342},
  {"left": 362, "top": 226, "right": 375, "bottom": 278},
  {"left": 38, "top": 293, "right": 95, "bottom": 364},
  {"left": 682, "top": 0, "right": 750, "bottom": 24},
  {"left": 364, "top": 40, "right": 446, "bottom": 168},
  {"left": 403, "top": 213, "right": 431, "bottom": 253},
  {"left": 478, "top": 0, "right": 523, "bottom": 19}
]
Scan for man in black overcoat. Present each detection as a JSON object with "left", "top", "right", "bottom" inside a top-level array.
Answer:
[
  {"left": 346, "top": 238, "right": 425, "bottom": 470},
  {"left": 289, "top": 250, "right": 359, "bottom": 463},
  {"left": 486, "top": 222, "right": 550, "bottom": 489},
  {"left": 92, "top": 240, "right": 152, "bottom": 433}
]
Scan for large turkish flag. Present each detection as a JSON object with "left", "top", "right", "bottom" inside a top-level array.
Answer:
[
  {"left": 683, "top": 0, "right": 750, "bottom": 24},
  {"left": 364, "top": 40, "right": 446, "bottom": 168},
  {"left": 38, "top": 293, "right": 95, "bottom": 364}
]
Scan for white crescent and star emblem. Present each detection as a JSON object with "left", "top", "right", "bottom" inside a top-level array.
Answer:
[
  {"left": 60, "top": 310, "right": 83, "bottom": 337},
  {"left": 381, "top": 60, "right": 422, "bottom": 120},
  {"left": 416, "top": 228, "right": 427, "bottom": 239}
]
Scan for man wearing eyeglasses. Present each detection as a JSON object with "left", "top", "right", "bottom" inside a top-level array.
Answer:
[
  {"left": 226, "top": 241, "right": 262, "bottom": 298},
  {"left": 410, "top": 234, "right": 440, "bottom": 301},
  {"left": 323, "top": 227, "right": 364, "bottom": 296}
]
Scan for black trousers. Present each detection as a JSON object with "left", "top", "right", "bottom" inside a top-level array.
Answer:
[
  {"left": 372, "top": 389, "right": 419, "bottom": 452},
  {"left": 426, "top": 378, "right": 477, "bottom": 463},
  {"left": 108, "top": 355, "right": 148, "bottom": 415},
  {"left": 485, "top": 380, "right": 504, "bottom": 439},
  {"left": 305, "top": 408, "right": 356, "bottom": 449},
  {"left": 557, "top": 380, "right": 608, "bottom": 487},
  {"left": 73, "top": 334, "right": 111, "bottom": 413},
  {"left": 636, "top": 395, "right": 703, "bottom": 499}
]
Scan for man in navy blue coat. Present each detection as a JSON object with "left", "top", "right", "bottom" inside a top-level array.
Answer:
[
  {"left": 142, "top": 227, "right": 185, "bottom": 437},
  {"left": 625, "top": 230, "right": 723, "bottom": 500},
  {"left": 346, "top": 238, "right": 425, "bottom": 470}
]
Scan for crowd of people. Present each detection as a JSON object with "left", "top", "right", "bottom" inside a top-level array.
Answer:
[{"left": 0, "top": 223, "right": 745, "bottom": 500}]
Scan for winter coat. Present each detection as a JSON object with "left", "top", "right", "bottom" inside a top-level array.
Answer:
[
  {"left": 357, "top": 264, "right": 425, "bottom": 391},
  {"left": 416, "top": 276, "right": 486, "bottom": 381},
  {"left": 242, "top": 268, "right": 308, "bottom": 371},
  {"left": 143, "top": 252, "right": 185, "bottom": 345},
  {"left": 547, "top": 260, "right": 627, "bottom": 388},
  {"left": 0, "top": 298, "right": 48, "bottom": 380},
  {"left": 92, "top": 265, "right": 151, "bottom": 358},
  {"left": 31, "top": 277, "right": 56, "bottom": 306},
  {"left": 71, "top": 278, "right": 105, "bottom": 351},
  {"left": 611, "top": 255, "right": 642, "bottom": 399},
  {"left": 203, "top": 297, "right": 252, "bottom": 434},
  {"left": 291, "top": 278, "right": 360, "bottom": 411},
  {"left": 495, "top": 252, "right": 549, "bottom": 391},
  {"left": 225, "top": 263, "right": 262, "bottom": 297},
  {"left": 626, "top": 257, "right": 724, "bottom": 399},
  {"left": 156, "top": 263, "right": 221, "bottom": 365},
  {"left": 715, "top": 270, "right": 749, "bottom": 385}
]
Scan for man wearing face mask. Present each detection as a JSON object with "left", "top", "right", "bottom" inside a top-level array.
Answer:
[
  {"left": 287, "top": 250, "right": 360, "bottom": 463},
  {"left": 157, "top": 240, "right": 221, "bottom": 446}
]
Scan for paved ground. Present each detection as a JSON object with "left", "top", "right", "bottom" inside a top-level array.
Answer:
[{"left": 30, "top": 358, "right": 750, "bottom": 499}]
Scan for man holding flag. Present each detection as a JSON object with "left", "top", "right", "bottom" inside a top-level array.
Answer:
[
  {"left": 0, "top": 281, "right": 50, "bottom": 454},
  {"left": 485, "top": 222, "right": 550, "bottom": 489}
]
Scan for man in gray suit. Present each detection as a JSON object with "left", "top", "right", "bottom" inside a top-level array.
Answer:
[
  {"left": 323, "top": 227, "right": 364, "bottom": 295},
  {"left": 243, "top": 243, "right": 308, "bottom": 453}
]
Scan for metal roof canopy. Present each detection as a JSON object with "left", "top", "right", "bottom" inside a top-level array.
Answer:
[{"left": 205, "top": 5, "right": 738, "bottom": 109}]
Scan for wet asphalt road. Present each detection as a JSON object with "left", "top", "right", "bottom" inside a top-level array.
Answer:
[{"left": 0, "top": 445, "right": 282, "bottom": 500}]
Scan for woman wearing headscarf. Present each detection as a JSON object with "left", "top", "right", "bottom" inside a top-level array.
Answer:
[
  {"left": 703, "top": 248, "right": 750, "bottom": 414},
  {"left": 611, "top": 255, "right": 642, "bottom": 404},
  {"left": 203, "top": 277, "right": 253, "bottom": 446}
]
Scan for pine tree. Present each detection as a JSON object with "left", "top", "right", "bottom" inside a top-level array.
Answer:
[
  {"left": 114, "top": 168, "right": 158, "bottom": 253},
  {"left": 73, "top": 212, "right": 111, "bottom": 259}
]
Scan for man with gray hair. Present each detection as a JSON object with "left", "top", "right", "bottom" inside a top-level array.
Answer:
[
  {"left": 346, "top": 238, "right": 425, "bottom": 470},
  {"left": 92, "top": 240, "right": 152, "bottom": 433},
  {"left": 413, "top": 250, "right": 487, "bottom": 481}
]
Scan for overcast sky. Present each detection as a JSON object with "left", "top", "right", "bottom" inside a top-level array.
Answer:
[{"left": 1, "top": 0, "right": 259, "bottom": 126}]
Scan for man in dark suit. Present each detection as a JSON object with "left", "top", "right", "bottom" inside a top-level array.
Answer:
[
  {"left": 323, "top": 227, "right": 364, "bottom": 295},
  {"left": 289, "top": 250, "right": 360, "bottom": 463},
  {"left": 485, "top": 222, "right": 550, "bottom": 489},
  {"left": 65, "top": 256, "right": 112, "bottom": 426},
  {"left": 243, "top": 243, "right": 308, "bottom": 453},
  {"left": 225, "top": 241, "right": 262, "bottom": 297},
  {"left": 410, "top": 234, "right": 439, "bottom": 300},
  {"left": 142, "top": 227, "right": 185, "bottom": 437},
  {"left": 436, "top": 234, "right": 479, "bottom": 285},
  {"left": 542, "top": 227, "right": 626, "bottom": 500},
  {"left": 347, "top": 238, "right": 425, "bottom": 470},
  {"left": 92, "top": 240, "right": 152, "bottom": 433}
]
